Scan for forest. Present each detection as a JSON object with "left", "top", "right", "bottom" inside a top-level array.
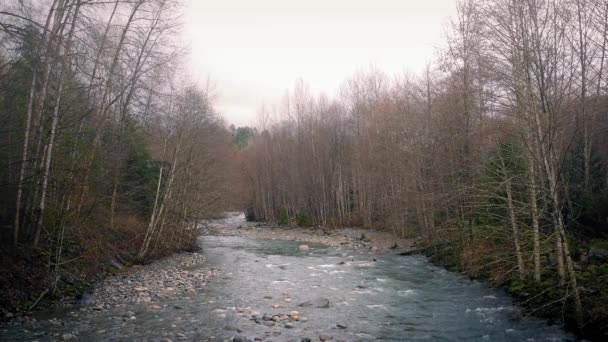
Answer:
[
  {"left": 240, "top": 0, "right": 608, "bottom": 338},
  {"left": 1, "top": 0, "right": 608, "bottom": 340},
  {"left": 0, "top": 0, "right": 236, "bottom": 312}
]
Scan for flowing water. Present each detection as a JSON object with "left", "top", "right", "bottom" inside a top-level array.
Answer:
[{"left": 1, "top": 217, "right": 575, "bottom": 341}]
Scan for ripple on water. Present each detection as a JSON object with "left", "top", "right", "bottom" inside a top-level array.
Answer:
[{"left": 397, "top": 289, "right": 415, "bottom": 297}]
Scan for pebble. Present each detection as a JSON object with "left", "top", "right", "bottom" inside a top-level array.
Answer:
[
  {"left": 355, "top": 333, "right": 376, "bottom": 340},
  {"left": 336, "top": 322, "right": 347, "bottom": 329},
  {"left": 62, "top": 333, "right": 76, "bottom": 340},
  {"left": 298, "top": 245, "right": 310, "bottom": 251},
  {"left": 284, "top": 322, "right": 294, "bottom": 328},
  {"left": 224, "top": 325, "right": 242, "bottom": 333},
  {"left": 319, "top": 332, "right": 333, "bottom": 341}
]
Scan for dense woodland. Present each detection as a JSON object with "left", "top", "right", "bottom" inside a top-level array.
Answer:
[
  {"left": 2, "top": 0, "right": 608, "bottom": 340},
  {"left": 0, "top": 0, "right": 235, "bottom": 310},
  {"left": 241, "top": 0, "right": 608, "bottom": 338}
]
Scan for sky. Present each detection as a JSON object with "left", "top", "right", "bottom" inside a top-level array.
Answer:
[{"left": 185, "top": 0, "right": 457, "bottom": 127}]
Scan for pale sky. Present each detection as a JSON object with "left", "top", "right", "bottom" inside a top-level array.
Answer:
[{"left": 185, "top": 0, "right": 457, "bottom": 126}]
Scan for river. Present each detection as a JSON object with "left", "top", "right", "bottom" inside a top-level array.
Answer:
[{"left": 1, "top": 216, "right": 575, "bottom": 341}]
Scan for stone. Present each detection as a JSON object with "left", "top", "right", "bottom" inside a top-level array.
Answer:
[
  {"left": 355, "top": 333, "right": 376, "bottom": 340},
  {"left": 336, "top": 322, "right": 347, "bottom": 329},
  {"left": 301, "top": 339, "right": 312, "bottom": 342},
  {"left": 319, "top": 332, "right": 333, "bottom": 341},
  {"left": 149, "top": 305, "right": 162, "bottom": 310},
  {"left": 298, "top": 245, "right": 310, "bottom": 251},
  {"left": 134, "top": 287, "right": 148, "bottom": 292},
  {"left": 263, "top": 320, "right": 276, "bottom": 327},
  {"left": 284, "top": 322, "right": 294, "bottom": 329},
  {"left": 62, "top": 333, "right": 76, "bottom": 340},
  {"left": 161, "top": 339, "right": 173, "bottom": 342},
  {"left": 289, "top": 310, "right": 300, "bottom": 318},
  {"left": 299, "top": 297, "right": 330, "bottom": 308},
  {"left": 232, "top": 335, "right": 248, "bottom": 342}
]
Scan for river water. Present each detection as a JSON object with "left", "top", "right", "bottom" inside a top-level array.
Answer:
[{"left": 1, "top": 218, "right": 575, "bottom": 341}]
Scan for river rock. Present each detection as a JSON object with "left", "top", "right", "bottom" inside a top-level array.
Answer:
[
  {"left": 299, "top": 297, "right": 330, "bottom": 308},
  {"left": 355, "top": 333, "right": 376, "bottom": 340},
  {"left": 263, "top": 320, "right": 276, "bottom": 327},
  {"left": 232, "top": 335, "right": 248, "bottom": 342},
  {"left": 298, "top": 245, "right": 310, "bottom": 251},
  {"left": 62, "top": 333, "right": 76, "bottom": 340},
  {"left": 289, "top": 310, "right": 300, "bottom": 319},
  {"left": 284, "top": 322, "right": 294, "bottom": 328},
  {"left": 319, "top": 332, "right": 333, "bottom": 341},
  {"left": 336, "top": 322, "right": 347, "bottom": 329},
  {"left": 224, "top": 325, "right": 242, "bottom": 332}
]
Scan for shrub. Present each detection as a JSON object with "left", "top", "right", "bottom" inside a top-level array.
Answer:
[
  {"left": 278, "top": 208, "right": 288, "bottom": 225},
  {"left": 296, "top": 211, "right": 312, "bottom": 227},
  {"left": 245, "top": 207, "right": 256, "bottom": 222}
]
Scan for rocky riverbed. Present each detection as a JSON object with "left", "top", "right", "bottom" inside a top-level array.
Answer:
[{"left": 203, "top": 213, "right": 417, "bottom": 252}]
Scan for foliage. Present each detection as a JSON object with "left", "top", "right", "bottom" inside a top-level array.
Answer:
[
  {"left": 278, "top": 208, "right": 289, "bottom": 225},
  {"left": 234, "top": 126, "right": 256, "bottom": 149},
  {"left": 296, "top": 211, "right": 312, "bottom": 227},
  {"left": 245, "top": 207, "right": 256, "bottom": 222}
]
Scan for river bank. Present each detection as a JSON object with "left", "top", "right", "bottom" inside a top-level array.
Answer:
[{"left": 202, "top": 212, "right": 417, "bottom": 253}]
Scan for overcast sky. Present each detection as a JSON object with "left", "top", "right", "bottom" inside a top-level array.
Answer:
[{"left": 185, "top": 0, "right": 457, "bottom": 127}]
